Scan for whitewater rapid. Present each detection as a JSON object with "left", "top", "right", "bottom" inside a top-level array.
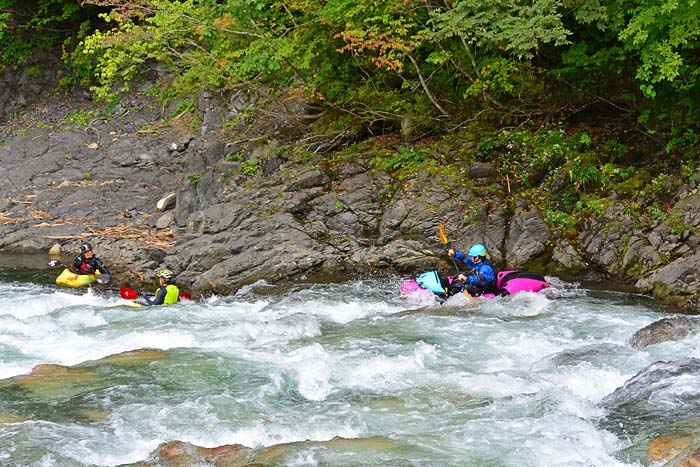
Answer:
[{"left": 0, "top": 276, "right": 697, "bottom": 466}]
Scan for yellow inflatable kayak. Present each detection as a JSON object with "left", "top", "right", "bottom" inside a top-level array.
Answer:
[
  {"left": 55, "top": 268, "right": 97, "bottom": 287},
  {"left": 104, "top": 299, "right": 143, "bottom": 308}
]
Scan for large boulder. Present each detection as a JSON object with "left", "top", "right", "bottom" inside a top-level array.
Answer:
[{"left": 628, "top": 316, "right": 700, "bottom": 348}]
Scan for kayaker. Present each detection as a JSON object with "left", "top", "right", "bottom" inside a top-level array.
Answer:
[
  {"left": 141, "top": 269, "right": 180, "bottom": 306},
  {"left": 447, "top": 244, "right": 497, "bottom": 296},
  {"left": 72, "top": 243, "right": 111, "bottom": 276}
]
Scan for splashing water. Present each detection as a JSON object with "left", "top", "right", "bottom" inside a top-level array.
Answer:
[{"left": 0, "top": 276, "right": 696, "bottom": 466}]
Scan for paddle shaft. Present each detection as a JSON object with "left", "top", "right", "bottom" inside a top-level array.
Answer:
[{"left": 439, "top": 224, "right": 461, "bottom": 274}]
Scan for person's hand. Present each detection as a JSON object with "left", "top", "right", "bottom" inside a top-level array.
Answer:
[
  {"left": 457, "top": 274, "right": 467, "bottom": 281},
  {"left": 142, "top": 291, "right": 149, "bottom": 299},
  {"left": 448, "top": 249, "right": 455, "bottom": 257}
]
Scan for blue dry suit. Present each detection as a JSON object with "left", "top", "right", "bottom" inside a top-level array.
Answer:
[{"left": 453, "top": 251, "right": 496, "bottom": 293}]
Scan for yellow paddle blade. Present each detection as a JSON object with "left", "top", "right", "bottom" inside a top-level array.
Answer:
[{"left": 438, "top": 223, "right": 449, "bottom": 244}]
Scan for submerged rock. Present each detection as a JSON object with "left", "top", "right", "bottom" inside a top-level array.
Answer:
[
  {"left": 12, "top": 364, "right": 92, "bottom": 389},
  {"left": 0, "top": 363, "right": 97, "bottom": 403},
  {"left": 99, "top": 348, "right": 169, "bottom": 364},
  {"left": 628, "top": 316, "right": 700, "bottom": 348},
  {"left": 648, "top": 434, "right": 697, "bottom": 464},
  {"left": 126, "top": 436, "right": 404, "bottom": 466},
  {"left": 0, "top": 413, "right": 26, "bottom": 426},
  {"left": 600, "top": 358, "right": 700, "bottom": 437},
  {"left": 149, "top": 441, "right": 252, "bottom": 466}
]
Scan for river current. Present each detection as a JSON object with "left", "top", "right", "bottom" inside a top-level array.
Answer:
[{"left": 0, "top": 270, "right": 697, "bottom": 466}]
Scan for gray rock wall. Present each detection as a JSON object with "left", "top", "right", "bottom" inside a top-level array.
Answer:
[
  {"left": 1, "top": 63, "right": 700, "bottom": 312},
  {"left": 0, "top": 53, "right": 63, "bottom": 121}
]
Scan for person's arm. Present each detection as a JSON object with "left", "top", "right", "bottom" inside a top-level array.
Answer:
[
  {"left": 472, "top": 264, "right": 495, "bottom": 286},
  {"left": 152, "top": 287, "right": 167, "bottom": 305},
  {"left": 143, "top": 288, "right": 167, "bottom": 306},
  {"left": 94, "top": 257, "right": 110, "bottom": 275},
  {"left": 141, "top": 291, "right": 153, "bottom": 305},
  {"left": 71, "top": 256, "right": 83, "bottom": 274}
]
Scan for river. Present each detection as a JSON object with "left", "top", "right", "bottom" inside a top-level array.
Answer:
[{"left": 0, "top": 264, "right": 696, "bottom": 466}]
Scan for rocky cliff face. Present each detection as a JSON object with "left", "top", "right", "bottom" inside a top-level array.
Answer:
[
  {"left": 0, "top": 53, "right": 64, "bottom": 120},
  {"left": 1, "top": 66, "right": 699, "bottom": 312}
]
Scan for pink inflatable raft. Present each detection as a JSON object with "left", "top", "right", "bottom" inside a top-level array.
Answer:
[{"left": 401, "top": 270, "right": 550, "bottom": 301}]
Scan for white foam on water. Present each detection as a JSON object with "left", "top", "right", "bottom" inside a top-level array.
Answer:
[
  {"left": 0, "top": 361, "right": 33, "bottom": 379},
  {"left": 402, "top": 289, "right": 442, "bottom": 307},
  {"left": 508, "top": 291, "right": 553, "bottom": 316},
  {"left": 442, "top": 292, "right": 476, "bottom": 307},
  {"left": 235, "top": 279, "right": 272, "bottom": 295},
  {"left": 0, "top": 288, "right": 102, "bottom": 319},
  {"left": 208, "top": 314, "right": 322, "bottom": 347},
  {"left": 485, "top": 331, "right": 566, "bottom": 371},
  {"left": 215, "top": 417, "right": 363, "bottom": 450},
  {"left": 58, "top": 308, "right": 107, "bottom": 328},
  {"left": 541, "top": 362, "right": 630, "bottom": 403},
  {"left": 93, "top": 330, "right": 196, "bottom": 357},
  {"left": 275, "top": 295, "right": 403, "bottom": 325},
  {"left": 0, "top": 277, "right": 691, "bottom": 466},
  {"left": 452, "top": 371, "right": 546, "bottom": 398},
  {"left": 513, "top": 414, "right": 640, "bottom": 467},
  {"left": 287, "top": 451, "right": 320, "bottom": 467},
  {"left": 649, "top": 373, "right": 700, "bottom": 401},
  {"left": 106, "top": 396, "right": 363, "bottom": 457},
  {"left": 282, "top": 343, "right": 333, "bottom": 401},
  {"left": 441, "top": 412, "right": 639, "bottom": 467},
  {"left": 340, "top": 342, "right": 438, "bottom": 392}
]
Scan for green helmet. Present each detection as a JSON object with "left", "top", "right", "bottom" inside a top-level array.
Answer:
[{"left": 157, "top": 269, "right": 174, "bottom": 280}]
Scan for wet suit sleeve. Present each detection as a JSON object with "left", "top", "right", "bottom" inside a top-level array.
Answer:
[
  {"left": 469, "top": 264, "right": 495, "bottom": 286},
  {"left": 72, "top": 256, "right": 83, "bottom": 273},
  {"left": 94, "top": 257, "right": 110, "bottom": 275},
  {"left": 144, "top": 288, "right": 167, "bottom": 306}
]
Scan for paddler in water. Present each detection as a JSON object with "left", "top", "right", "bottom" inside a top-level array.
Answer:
[
  {"left": 447, "top": 243, "right": 496, "bottom": 296},
  {"left": 141, "top": 269, "right": 180, "bottom": 305},
  {"left": 72, "top": 242, "right": 111, "bottom": 278}
]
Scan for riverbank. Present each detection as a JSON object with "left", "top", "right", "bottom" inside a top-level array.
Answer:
[{"left": 1, "top": 76, "right": 699, "bottom": 311}]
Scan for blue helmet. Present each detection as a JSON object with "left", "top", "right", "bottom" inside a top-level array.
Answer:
[{"left": 468, "top": 244, "right": 487, "bottom": 257}]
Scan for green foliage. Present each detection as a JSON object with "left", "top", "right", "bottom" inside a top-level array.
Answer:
[
  {"left": 0, "top": 0, "right": 98, "bottom": 70},
  {"left": 477, "top": 127, "right": 573, "bottom": 189},
  {"left": 544, "top": 209, "right": 578, "bottom": 231},
  {"left": 368, "top": 146, "right": 430, "bottom": 173},
  {"left": 665, "top": 127, "right": 698, "bottom": 154},
  {"left": 575, "top": 195, "right": 605, "bottom": 216},
  {"left": 2, "top": 0, "right": 700, "bottom": 161},
  {"left": 224, "top": 151, "right": 245, "bottom": 163},
  {"left": 62, "top": 109, "right": 94, "bottom": 126},
  {"left": 186, "top": 171, "right": 202, "bottom": 187},
  {"left": 568, "top": 157, "right": 600, "bottom": 191},
  {"left": 618, "top": 0, "right": 700, "bottom": 97},
  {"left": 242, "top": 161, "right": 259, "bottom": 176},
  {"left": 428, "top": 0, "right": 570, "bottom": 59},
  {"left": 170, "top": 100, "right": 194, "bottom": 119}
]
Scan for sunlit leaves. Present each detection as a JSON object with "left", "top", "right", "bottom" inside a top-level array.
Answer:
[
  {"left": 429, "top": 0, "right": 570, "bottom": 60},
  {"left": 619, "top": 0, "right": 700, "bottom": 96}
]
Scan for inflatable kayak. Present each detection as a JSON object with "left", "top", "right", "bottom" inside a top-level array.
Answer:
[
  {"left": 104, "top": 299, "right": 143, "bottom": 308},
  {"left": 55, "top": 268, "right": 98, "bottom": 287},
  {"left": 401, "top": 269, "right": 549, "bottom": 301}
]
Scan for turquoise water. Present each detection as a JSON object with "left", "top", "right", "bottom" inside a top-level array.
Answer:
[{"left": 0, "top": 275, "right": 696, "bottom": 466}]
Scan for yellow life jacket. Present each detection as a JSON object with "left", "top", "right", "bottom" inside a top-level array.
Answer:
[{"left": 155, "top": 284, "right": 180, "bottom": 305}]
